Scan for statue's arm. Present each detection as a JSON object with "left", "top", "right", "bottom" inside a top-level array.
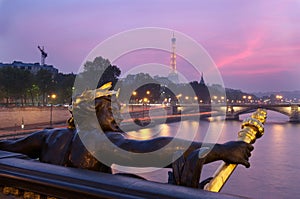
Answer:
[
  {"left": 0, "top": 131, "right": 47, "bottom": 159},
  {"left": 106, "top": 133, "right": 253, "bottom": 168}
]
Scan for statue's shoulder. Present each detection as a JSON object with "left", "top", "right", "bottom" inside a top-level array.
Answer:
[{"left": 36, "top": 128, "right": 76, "bottom": 141}]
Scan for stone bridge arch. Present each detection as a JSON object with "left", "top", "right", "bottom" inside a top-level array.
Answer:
[{"left": 225, "top": 104, "right": 299, "bottom": 122}]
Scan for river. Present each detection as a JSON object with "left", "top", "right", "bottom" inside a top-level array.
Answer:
[{"left": 119, "top": 111, "right": 300, "bottom": 199}]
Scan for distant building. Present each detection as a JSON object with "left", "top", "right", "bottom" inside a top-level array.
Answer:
[
  {"left": 0, "top": 61, "right": 58, "bottom": 74},
  {"left": 168, "top": 33, "right": 179, "bottom": 84},
  {"left": 199, "top": 72, "right": 205, "bottom": 85}
]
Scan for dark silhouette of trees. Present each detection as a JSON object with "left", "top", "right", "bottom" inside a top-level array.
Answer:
[
  {"left": 35, "top": 69, "right": 55, "bottom": 105},
  {"left": 0, "top": 67, "right": 33, "bottom": 105},
  {"left": 54, "top": 73, "right": 76, "bottom": 104},
  {"left": 0, "top": 57, "right": 120, "bottom": 106},
  {"left": 0, "top": 58, "right": 259, "bottom": 107},
  {"left": 0, "top": 67, "right": 76, "bottom": 106},
  {"left": 27, "top": 84, "right": 40, "bottom": 106},
  {"left": 78, "top": 57, "right": 121, "bottom": 91}
]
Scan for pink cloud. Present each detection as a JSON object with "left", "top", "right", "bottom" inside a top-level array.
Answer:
[{"left": 215, "top": 29, "right": 266, "bottom": 68}]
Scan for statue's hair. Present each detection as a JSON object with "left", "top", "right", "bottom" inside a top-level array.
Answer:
[
  {"left": 67, "top": 95, "right": 121, "bottom": 132},
  {"left": 67, "top": 82, "right": 121, "bottom": 132}
]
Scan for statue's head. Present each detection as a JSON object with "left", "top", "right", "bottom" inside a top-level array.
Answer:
[
  {"left": 68, "top": 82, "right": 122, "bottom": 133},
  {"left": 94, "top": 95, "right": 122, "bottom": 132}
]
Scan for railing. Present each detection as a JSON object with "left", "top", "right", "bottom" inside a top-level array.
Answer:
[{"left": 0, "top": 150, "right": 247, "bottom": 199}]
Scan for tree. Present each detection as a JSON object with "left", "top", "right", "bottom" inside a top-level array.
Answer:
[
  {"left": 27, "top": 84, "right": 40, "bottom": 106},
  {"left": 35, "top": 69, "right": 55, "bottom": 105},
  {"left": 54, "top": 73, "right": 76, "bottom": 104},
  {"left": 76, "top": 57, "right": 121, "bottom": 93},
  {"left": 0, "top": 67, "right": 33, "bottom": 106},
  {"left": 18, "top": 69, "right": 34, "bottom": 105}
]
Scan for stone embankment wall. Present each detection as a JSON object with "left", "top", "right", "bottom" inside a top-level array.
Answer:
[{"left": 0, "top": 107, "right": 71, "bottom": 129}]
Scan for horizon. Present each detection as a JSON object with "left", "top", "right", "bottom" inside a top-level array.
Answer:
[{"left": 0, "top": 0, "right": 299, "bottom": 93}]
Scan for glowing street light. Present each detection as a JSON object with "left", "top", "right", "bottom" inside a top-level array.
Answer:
[
  {"left": 146, "top": 90, "right": 150, "bottom": 95},
  {"left": 51, "top": 94, "right": 57, "bottom": 99},
  {"left": 143, "top": 97, "right": 149, "bottom": 118},
  {"left": 49, "top": 93, "right": 57, "bottom": 128},
  {"left": 143, "top": 97, "right": 148, "bottom": 103}
]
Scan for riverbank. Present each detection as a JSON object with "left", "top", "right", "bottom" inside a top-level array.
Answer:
[
  {"left": 0, "top": 105, "right": 212, "bottom": 139},
  {"left": 0, "top": 106, "right": 71, "bottom": 130}
]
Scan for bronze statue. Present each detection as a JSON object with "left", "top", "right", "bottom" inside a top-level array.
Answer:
[{"left": 0, "top": 83, "right": 254, "bottom": 188}]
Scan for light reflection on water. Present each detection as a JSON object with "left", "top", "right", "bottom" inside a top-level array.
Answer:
[{"left": 125, "top": 111, "right": 300, "bottom": 199}]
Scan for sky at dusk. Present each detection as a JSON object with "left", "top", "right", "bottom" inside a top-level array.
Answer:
[{"left": 0, "top": 0, "right": 300, "bottom": 92}]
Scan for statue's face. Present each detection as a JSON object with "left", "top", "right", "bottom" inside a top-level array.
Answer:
[{"left": 95, "top": 96, "right": 122, "bottom": 132}]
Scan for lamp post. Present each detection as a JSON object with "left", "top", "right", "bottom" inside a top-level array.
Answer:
[
  {"left": 132, "top": 91, "right": 137, "bottom": 111},
  {"left": 143, "top": 97, "right": 148, "bottom": 118},
  {"left": 49, "top": 94, "right": 56, "bottom": 128}
]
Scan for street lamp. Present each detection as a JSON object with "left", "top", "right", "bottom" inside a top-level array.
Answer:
[
  {"left": 49, "top": 94, "right": 57, "bottom": 128},
  {"left": 131, "top": 91, "right": 137, "bottom": 110},
  {"left": 143, "top": 98, "right": 148, "bottom": 118}
]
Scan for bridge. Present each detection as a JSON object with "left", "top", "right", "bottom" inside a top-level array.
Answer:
[
  {"left": 202, "top": 103, "right": 300, "bottom": 122},
  {"left": 127, "top": 103, "right": 300, "bottom": 123}
]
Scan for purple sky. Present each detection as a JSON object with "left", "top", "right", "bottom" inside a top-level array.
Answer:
[{"left": 0, "top": 0, "right": 299, "bottom": 92}]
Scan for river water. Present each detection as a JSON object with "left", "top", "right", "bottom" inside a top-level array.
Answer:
[{"left": 121, "top": 111, "right": 300, "bottom": 199}]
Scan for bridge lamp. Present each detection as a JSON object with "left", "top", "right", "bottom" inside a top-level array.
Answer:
[
  {"left": 146, "top": 90, "right": 150, "bottom": 95},
  {"left": 132, "top": 91, "right": 137, "bottom": 96},
  {"left": 194, "top": 96, "right": 198, "bottom": 100}
]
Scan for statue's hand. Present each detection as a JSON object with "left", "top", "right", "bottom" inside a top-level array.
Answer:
[{"left": 220, "top": 141, "right": 254, "bottom": 168}]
